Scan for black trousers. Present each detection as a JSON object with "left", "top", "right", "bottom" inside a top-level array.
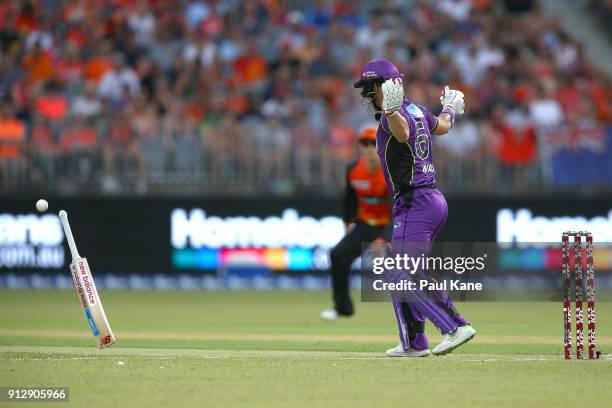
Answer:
[{"left": 329, "top": 220, "right": 387, "bottom": 315}]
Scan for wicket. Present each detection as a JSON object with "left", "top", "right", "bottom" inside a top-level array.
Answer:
[{"left": 562, "top": 231, "right": 597, "bottom": 359}]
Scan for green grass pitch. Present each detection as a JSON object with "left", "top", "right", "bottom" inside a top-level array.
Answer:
[{"left": 1, "top": 291, "right": 611, "bottom": 407}]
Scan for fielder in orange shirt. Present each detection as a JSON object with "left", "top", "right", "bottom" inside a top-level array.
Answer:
[{"left": 321, "top": 127, "right": 391, "bottom": 320}]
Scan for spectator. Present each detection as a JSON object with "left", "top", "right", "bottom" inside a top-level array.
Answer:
[
  {"left": 127, "top": 2, "right": 156, "bottom": 47},
  {"left": 0, "top": 103, "right": 26, "bottom": 185},
  {"left": 487, "top": 104, "right": 539, "bottom": 190},
  {"left": 438, "top": 0, "right": 472, "bottom": 22},
  {"left": 60, "top": 114, "right": 98, "bottom": 185},
  {"left": 435, "top": 120, "right": 483, "bottom": 187},
  {"left": 452, "top": 39, "right": 485, "bottom": 86},
  {"left": 256, "top": 113, "right": 291, "bottom": 191},
  {"left": 25, "top": 20, "right": 53, "bottom": 51},
  {"left": 98, "top": 54, "right": 140, "bottom": 102},
  {"left": 132, "top": 96, "right": 158, "bottom": 139},
  {"left": 30, "top": 113, "right": 58, "bottom": 185},
  {"left": 85, "top": 42, "right": 114, "bottom": 82},
  {"left": 207, "top": 113, "right": 246, "bottom": 188},
  {"left": 21, "top": 42, "right": 53, "bottom": 84},
  {"left": 0, "top": 53, "right": 20, "bottom": 101},
  {"left": 355, "top": 11, "right": 390, "bottom": 57},
  {"left": 233, "top": 39, "right": 267, "bottom": 87},
  {"left": 35, "top": 82, "right": 69, "bottom": 122},
  {"left": 182, "top": 34, "right": 216, "bottom": 68},
  {"left": 436, "top": 120, "right": 481, "bottom": 161},
  {"left": 328, "top": 111, "right": 356, "bottom": 183},
  {"left": 239, "top": 1, "right": 268, "bottom": 36},
  {"left": 218, "top": 28, "right": 244, "bottom": 63},
  {"left": 292, "top": 110, "right": 323, "bottom": 188},
  {"left": 56, "top": 43, "right": 85, "bottom": 88},
  {"left": 71, "top": 81, "right": 102, "bottom": 119},
  {"left": 475, "top": 39, "right": 505, "bottom": 74},
  {"left": 185, "top": 1, "right": 210, "bottom": 31},
  {"left": 529, "top": 85, "right": 565, "bottom": 128},
  {"left": 555, "top": 33, "right": 579, "bottom": 72},
  {"left": 102, "top": 110, "right": 146, "bottom": 193},
  {"left": 308, "top": 44, "right": 338, "bottom": 78},
  {"left": 304, "top": 1, "right": 333, "bottom": 28},
  {"left": 261, "top": 84, "right": 295, "bottom": 121},
  {"left": 15, "top": 3, "right": 37, "bottom": 32}
]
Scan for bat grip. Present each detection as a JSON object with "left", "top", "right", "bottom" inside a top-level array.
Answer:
[{"left": 59, "top": 210, "right": 81, "bottom": 260}]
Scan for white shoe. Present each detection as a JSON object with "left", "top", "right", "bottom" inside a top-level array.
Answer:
[
  {"left": 432, "top": 324, "right": 476, "bottom": 356},
  {"left": 320, "top": 309, "right": 339, "bottom": 321},
  {"left": 385, "top": 343, "right": 431, "bottom": 357}
]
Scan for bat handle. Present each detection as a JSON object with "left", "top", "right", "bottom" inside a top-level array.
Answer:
[{"left": 59, "top": 210, "right": 81, "bottom": 260}]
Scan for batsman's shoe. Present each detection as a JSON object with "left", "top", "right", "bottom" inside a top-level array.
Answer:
[
  {"left": 320, "top": 309, "right": 339, "bottom": 321},
  {"left": 321, "top": 308, "right": 354, "bottom": 321},
  {"left": 432, "top": 324, "right": 476, "bottom": 356},
  {"left": 385, "top": 343, "right": 430, "bottom": 357}
]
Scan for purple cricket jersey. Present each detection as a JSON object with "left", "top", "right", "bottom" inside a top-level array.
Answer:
[{"left": 376, "top": 99, "right": 438, "bottom": 198}]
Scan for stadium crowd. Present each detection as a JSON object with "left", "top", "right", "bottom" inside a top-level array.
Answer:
[{"left": 0, "top": 0, "right": 610, "bottom": 194}]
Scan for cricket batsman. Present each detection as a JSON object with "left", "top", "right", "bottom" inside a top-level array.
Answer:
[
  {"left": 353, "top": 59, "right": 476, "bottom": 356},
  {"left": 321, "top": 128, "right": 392, "bottom": 321}
]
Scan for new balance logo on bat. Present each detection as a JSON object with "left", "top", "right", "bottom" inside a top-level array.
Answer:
[
  {"left": 100, "top": 335, "right": 113, "bottom": 347},
  {"left": 71, "top": 264, "right": 87, "bottom": 308},
  {"left": 78, "top": 260, "right": 96, "bottom": 306}
]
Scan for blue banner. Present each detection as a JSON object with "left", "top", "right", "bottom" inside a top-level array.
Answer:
[{"left": 549, "top": 126, "right": 612, "bottom": 186}]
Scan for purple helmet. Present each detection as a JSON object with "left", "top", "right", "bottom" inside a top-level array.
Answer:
[{"left": 354, "top": 59, "right": 404, "bottom": 98}]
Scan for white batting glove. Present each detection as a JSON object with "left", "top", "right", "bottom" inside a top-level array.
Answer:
[
  {"left": 382, "top": 78, "right": 404, "bottom": 114},
  {"left": 440, "top": 85, "right": 465, "bottom": 115}
]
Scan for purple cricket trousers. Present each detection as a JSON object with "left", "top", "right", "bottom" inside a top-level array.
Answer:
[{"left": 385, "top": 189, "right": 469, "bottom": 351}]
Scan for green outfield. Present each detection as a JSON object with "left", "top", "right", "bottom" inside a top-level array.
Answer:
[{"left": 0, "top": 291, "right": 611, "bottom": 407}]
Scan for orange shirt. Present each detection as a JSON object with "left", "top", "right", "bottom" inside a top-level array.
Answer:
[
  {"left": 61, "top": 126, "right": 98, "bottom": 151},
  {"left": 0, "top": 118, "right": 26, "bottom": 158},
  {"left": 344, "top": 157, "right": 390, "bottom": 226},
  {"left": 494, "top": 124, "right": 536, "bottom": 165},
  {"left": 234, "top": 55, "right": 267, "bottom": 84},
  {"left": 85, "top": 56, "right": 113, "bottom": 81},
  {"left": 36, "top": 95, "right": 68, "bottom": 121},
  {"left": 22, "top": 51, "right": 54, "bottom": 83},
  {"left": 330, "top": 124, "right": 355, "bottom": 159}
]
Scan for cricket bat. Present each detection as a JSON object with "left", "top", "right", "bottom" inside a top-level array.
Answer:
[{"left": 59, "top": 210, "right": 115, "bottom": 349}]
